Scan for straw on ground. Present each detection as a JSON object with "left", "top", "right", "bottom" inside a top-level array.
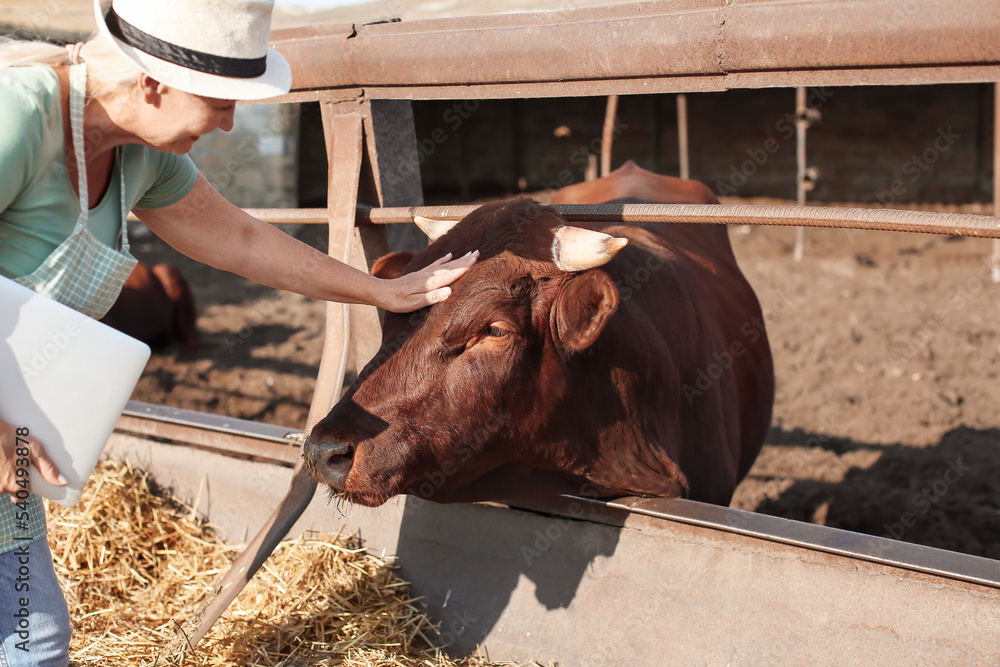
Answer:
[{"left": 45, "top": 460, "right": 521, "bottom": 667}]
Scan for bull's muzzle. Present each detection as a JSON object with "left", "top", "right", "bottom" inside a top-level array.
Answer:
[{"left": 302, "top": 437, "right": 354, "bottom": 490}]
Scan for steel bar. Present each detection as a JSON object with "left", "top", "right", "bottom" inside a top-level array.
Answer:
[
  {"left": 601, "top": 95, "right": 618, "bottom": 178},
  {"left": 993, "top": 83, "right": 1000, "bottom": 282},
  {"left": 363, "top": 203, "right": 1000, "bottom": 238},
  {"left": 794, "top": 87, "right": 809, "bottom": 262},
  {"left": 513, "top": 491, "right": 1000, "bottom": 592},
  {"left": 677, "top": 93, "right": 689, "bottom": 181},
  {"left": 604, "top": 496, "right": 1000, "bottom": 590},
  {"left": 511, "top": 493, "right": 1000, "bottom": 590},
  {"left": 269, "top": 66, "right": 1000, "bottom": 104},
  {"left": 308, "top": 110, "right": 365, "bottom": 431},
  {"left": 117, "top": 401, "right": 301, "bottom": 466},
  {"left": 269, "top": 0, "right": 1000, "bottom": 99}
]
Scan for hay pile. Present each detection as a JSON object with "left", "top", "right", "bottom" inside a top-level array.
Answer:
[{"left": 44, "top": 460, "right": 514, "bottom": 666}]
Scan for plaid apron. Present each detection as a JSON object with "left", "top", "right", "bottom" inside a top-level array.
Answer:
[{"left": 14, "top": 63, "right": 137, "bottom": 320}]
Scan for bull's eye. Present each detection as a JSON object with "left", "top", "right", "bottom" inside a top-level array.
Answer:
[
  {"left": 464, "top": 321, "right": 514, "bottom": 351},
  {"left": 485, "top": 323, "right": 512, "bottom": 338}
]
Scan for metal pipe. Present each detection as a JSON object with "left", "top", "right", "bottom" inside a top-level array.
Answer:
[
  {"left": 117, "top": 401, "right": 301, "bottom": 466},
  {"left": 140, "top": 202, "right": 1000, "bottom": 239},
  {"left": 308, "top": 112, "right": 364, "bottom": 431},
  {"left": 993, "top": 82, "right": 1000, "bottom": 282},
  {"left": 601, "top": 95, "right": 619, "bottom": 177},
  {"left": 363, "top": 203, "right": 1000, "bottom": 239},
  {"left": 677, "top": 93, "right": 690, "bottom": 180},
  {"left": 794, "top": 87, "right": 808, "bottom": 262},
  {"left": 596, "top": 496, "right": 1000, "bottom": 590}
]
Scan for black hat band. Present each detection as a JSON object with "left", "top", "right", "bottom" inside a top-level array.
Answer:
[{"left": 105, "top": 8, "right": 267, "bottom": 79}]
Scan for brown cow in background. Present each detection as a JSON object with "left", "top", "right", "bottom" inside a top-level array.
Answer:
[
  {"left": 304, "top": 161, "right": 774, "bottom": 507},
  {"left": 101, "top": 263, "right": 199, "bottom": 352}
]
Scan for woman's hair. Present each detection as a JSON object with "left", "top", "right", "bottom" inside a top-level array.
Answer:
[
  {"left": 0, "top": 34, "right": 142, "bottom": 100},
  {"left": 0, "top": 36, "right": 68, "bottom": 67}
]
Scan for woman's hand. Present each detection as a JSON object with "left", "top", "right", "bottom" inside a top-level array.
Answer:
[
  {"left": 1, "top": 416, "right": 65, "bottom": 500},
  {"left": 377, "top": 250, "right": 479, "bottom": 313}
]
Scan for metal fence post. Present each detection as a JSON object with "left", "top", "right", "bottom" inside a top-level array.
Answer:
[
  {"left": 794, "top": 87, "right": 820, "bottom": 262},
  {"left": 992, "top": 83, "right": 999, "bottom": 283},
  {"left": 677, "top": 93, "right": 690, "bottom": 180},
  {"left": 307, "top": 104, "right": 365, "bottom": 431}
]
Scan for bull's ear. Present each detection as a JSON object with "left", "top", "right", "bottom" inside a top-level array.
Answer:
[
  {"left": 551, "top": 270, "right": 620, "bottom": 353},
  {"left": 371, "top": 252, "right": 415, "bottom": 279}
]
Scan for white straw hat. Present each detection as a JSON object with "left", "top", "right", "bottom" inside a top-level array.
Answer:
[{"left": 93, "top": 0, "right": 292, "bottom": 100}]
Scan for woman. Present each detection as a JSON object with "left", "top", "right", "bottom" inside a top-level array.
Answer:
[{"left": 0, "top": 1, "right": 476, "bottom": 663}]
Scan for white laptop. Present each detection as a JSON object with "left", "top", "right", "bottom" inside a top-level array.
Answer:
[{"left": 0, "top": 277, "right": 151, "bottom": 506}]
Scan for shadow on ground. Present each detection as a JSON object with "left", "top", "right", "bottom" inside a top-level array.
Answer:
[{"left": 750, "top": 425, "right": 1000, "bottom": 559}]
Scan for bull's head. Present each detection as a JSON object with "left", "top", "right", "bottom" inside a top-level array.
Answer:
[{"left": 303, "top": 199, "right": 651, "bottom": 507}]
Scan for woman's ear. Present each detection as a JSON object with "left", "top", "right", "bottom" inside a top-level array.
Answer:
[{"left": 138, "top": 73, "right": 165, "bottom": 105}]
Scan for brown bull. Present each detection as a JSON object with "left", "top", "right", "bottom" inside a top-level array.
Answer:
[
  {"left": 101, "top": 262, "right": 198, "bottom": 352},
  {"left": 304, "top": 162, "right": 774, "bottom": 507}
]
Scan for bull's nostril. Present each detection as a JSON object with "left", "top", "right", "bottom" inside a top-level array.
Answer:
[
  {"left": 303, "top": 437, "right": 355, "bottom": 489},
  {"left": 324, "top": 441, "right": 351, "bottom": 457},
  {"left": 323, "top": 446, "right": 353, "bottom": 470}
]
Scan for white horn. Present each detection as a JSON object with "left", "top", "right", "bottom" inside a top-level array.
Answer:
[
  {"left": 551, "top": 226, "right": 629, "bottom": 272},
  {"left": 414, "top": 216, "right": 460, "bottom": 243}
]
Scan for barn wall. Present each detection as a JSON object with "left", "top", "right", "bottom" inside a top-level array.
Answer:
[{"left": 407, "top": 84, "right": 996, "bottom": 206}]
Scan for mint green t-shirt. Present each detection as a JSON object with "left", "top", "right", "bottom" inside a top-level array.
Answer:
[
  {"left": 0, "top": 65, "right": 199, "bottom": 554},
  {"left": 0, "top": 65, "right": 199, "bottom": 280}
]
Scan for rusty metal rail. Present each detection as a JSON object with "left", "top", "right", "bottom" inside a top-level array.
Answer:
[
  {"left": 134, "top": 205, "right": 1000, "bottom": 242},
  {"left": 270, "top": 0, "right": 1000, "bottom": 100},
  {"left": 361, "top": 203, "right": 1000, "bottom": 239},
  {"left": 117, "top": 401, "right": 302, "bottom": 467},
  {"left": 579, "top": 495, "right": 1000, "bottom": 590},
  {"left": 188, "top": 204, "right": 1000, "bottom": 240}
]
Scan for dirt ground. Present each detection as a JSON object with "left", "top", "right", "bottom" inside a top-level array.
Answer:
[{"left": 124, "top": 199, "right": 1000, "bottom": 561}]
